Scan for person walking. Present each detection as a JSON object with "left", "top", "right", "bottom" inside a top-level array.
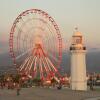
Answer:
[
  {"left": 89, "top": 76, "right": 94, "bottom": 90},
  {"left": 16, "top": 83, "right": 21, "bottom": 96}
]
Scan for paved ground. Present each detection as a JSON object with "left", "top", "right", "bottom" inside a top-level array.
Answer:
[
  {"left": 85, "top": 97, "right": 100, "bottom": 100},
  {"left": 0, "top": 87, "right": 100, "bottom": 100}
]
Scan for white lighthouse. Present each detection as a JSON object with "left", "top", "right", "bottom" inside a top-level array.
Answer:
[{"left": 70, "top": 28, "right": 87, "bottom": 90}]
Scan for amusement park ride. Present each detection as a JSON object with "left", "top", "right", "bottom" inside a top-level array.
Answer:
[{"left": 9, "top": 9, "right": 63, "bottom": 83}]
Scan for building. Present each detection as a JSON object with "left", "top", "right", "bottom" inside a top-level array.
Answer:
[{"left": 70, "top": 28, "right": 87, "bottom": 90}]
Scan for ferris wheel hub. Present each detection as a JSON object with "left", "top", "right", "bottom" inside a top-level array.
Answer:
[{"left": 33, "top": 43, "right": 46, "bottom": 57}]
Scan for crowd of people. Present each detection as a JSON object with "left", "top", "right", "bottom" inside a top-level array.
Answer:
[
  {"left": 0, "top": 73, "right": 21, "bottom": 95},
  {"left": 0, "top": 72, "right": 100, "bottom": 95}
]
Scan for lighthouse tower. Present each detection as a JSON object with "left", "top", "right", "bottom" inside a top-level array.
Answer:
[{"left": 70, "top": 28, "right": 87, "bottom": 90}]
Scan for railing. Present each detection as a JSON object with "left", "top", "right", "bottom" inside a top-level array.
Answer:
[{"left": 70, "top": 46, "right": 86, "bottom": 50}]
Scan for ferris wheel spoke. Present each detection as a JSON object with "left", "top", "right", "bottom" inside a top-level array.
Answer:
[
  {"left": 24, "top": 56, "right": 33, "bottom": 72},
  {"left": 41, "top": 57, "right": 49, "bottom": 72},
  {"left": 19, "top": 55, "right": 31, "bottom": 71},
  {"left": 32, "top": 57, "right": 38, "bottom": 78},
  {"left": 16, "top": 47, "right": 33, "bottom": 60},
  {"left": 46, "top": 57, "right": 58, "bottom": 72},
  {"left": 27, "top": 56, "right": 35, "bottom": 72},
  {"left": 22, "top": 34, "right": 29, "bottom": 52},
  {"left": 44, "top": 57, "right": 56, "bottom": 78},
  {"left": 25, "top": 56, "right": 36, "bottom": 75},
  {"left": 22, "top": 56, "right": 33, "bottom": 75},
  {"left": 44, "top": 57, "right": 52, "bottom": 72},
  {"left": 18, "top": 17, "right": 33, "bottom": 32},
  {"left": 48, "top": 52, "right": 58, "bottom": 62},
  {"left": 14, "top": 35, "right": 26, "bottom": 42},
  {"left": 28, "top": 56, "right": 36, "bottom": 74},
  {"left": 41, "top": 57, "right": 50, "bottom": 77},
  {"left": 15, "top": 25, "right": 26, "bottom": 36},
  {"left": 47, "top": 38, "right": 57, "bottom": 57},
  {"left": 39, "top": 58, "right": 43, "bottom": 79}
]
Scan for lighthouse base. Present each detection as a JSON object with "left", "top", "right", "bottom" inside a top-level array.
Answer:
[
  {"left": 70, "top": 50, "right": 87, "bottom": 91},
  {"left": 71, "top": 81, "right": 87, "bottom": 91}
]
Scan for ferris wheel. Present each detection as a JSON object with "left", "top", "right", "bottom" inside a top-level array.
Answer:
[{"left": 9, "top": 9, "right": 62, "bottom": 80}]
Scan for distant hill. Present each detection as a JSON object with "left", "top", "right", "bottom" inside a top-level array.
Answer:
[
  {"left": 0, "top": 51, "right": 100, "bottom": 74},
  {"left": 0, "top": 52, "right": 12, "bottom": 66},
  {"left": 61, "top": 51, "right": 100, "bottom": 74},
  {"left": 0, "top": 52, "right": 13, "bottom": 73},
  {"left": 86, "top": 51, "right": 100, "bottom": 73}
]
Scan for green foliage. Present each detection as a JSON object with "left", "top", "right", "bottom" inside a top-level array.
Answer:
[
  {"left": 33, "top": 78, "right": 42, "bottom": 86},
  {"left": 12, "top": 74, "right": 21, "bottom": 83},
  {"left": 0, "top": 75, "right": 4, "bottom": 82},
  {"left": 51, "top": 78, "right": 57, "bottom": 84}
]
